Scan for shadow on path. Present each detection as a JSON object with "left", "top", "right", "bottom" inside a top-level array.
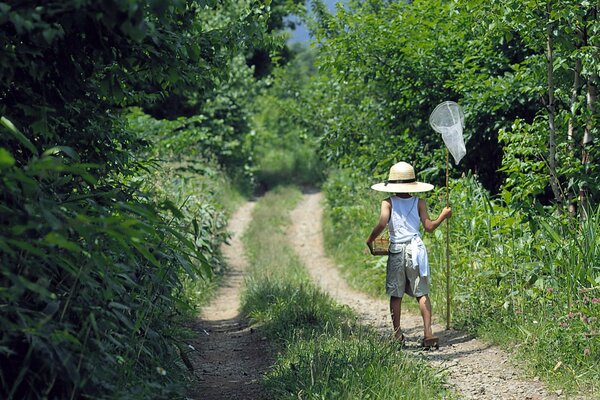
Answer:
[
  {"left": 187, "top": 200, "right": 272, "bottom": 400},
  {"left": 187, "top": 315, "right": 271, "bottom": 400}
]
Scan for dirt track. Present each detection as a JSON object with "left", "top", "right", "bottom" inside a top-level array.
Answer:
[{"left": 188, "top": 200, "right": 271, "bottom": 400}]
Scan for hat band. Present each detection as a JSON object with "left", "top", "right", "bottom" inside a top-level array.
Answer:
[{"left": 385, "top": 177, "right": 416, "bottom": 185}]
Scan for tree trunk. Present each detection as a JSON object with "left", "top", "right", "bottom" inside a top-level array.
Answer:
[
  {"left": 581, "top": 75, "right": 596, "bottom": 219},
  {"left": 546, "top": 0, "right": 563, "bottom": 207},
  {"left": 567, "top": 57, "right": 582, "bottom": 217},
  {"left": 568, "top": 58, "right": 582, "bottom": 147},
  {"left": 580, "top": 4, "right": 598, "bottom": 220}
]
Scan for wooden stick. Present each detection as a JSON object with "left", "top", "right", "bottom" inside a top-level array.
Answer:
[{"left": 446, "top": 149, "right": 451, "bottom": 330}]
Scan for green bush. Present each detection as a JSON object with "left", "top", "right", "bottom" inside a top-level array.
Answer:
[{"left": 0, "top": 115, "right": 235, "bottom": 399}]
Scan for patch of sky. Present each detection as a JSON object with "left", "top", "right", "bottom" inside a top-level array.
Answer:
[{"left": 285, "top": 0, "right": 347, "bottom": 44}]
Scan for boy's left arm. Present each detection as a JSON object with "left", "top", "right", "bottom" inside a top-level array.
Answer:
[{"left": 418, "top": 199, "right": 452, "bottom": 233}]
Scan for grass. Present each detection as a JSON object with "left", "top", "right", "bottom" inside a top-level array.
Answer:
[
  {"left": 474, "top": 317, "right": 599, "bottom": 395},
  {"left": 240, "top": 186, "right": 453, "bottom": 399}
]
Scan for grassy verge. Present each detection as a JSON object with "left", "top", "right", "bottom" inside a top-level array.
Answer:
[
  {"left": 241, "top": 186, "right": 452, "bottom": 399},
  {"left": 322, "top": 169, "right": 599, "bottom": 397}
]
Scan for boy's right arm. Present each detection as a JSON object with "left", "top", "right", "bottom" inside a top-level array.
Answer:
[{"left": 366, "top": 199, "right": 391, "bottom": 253}]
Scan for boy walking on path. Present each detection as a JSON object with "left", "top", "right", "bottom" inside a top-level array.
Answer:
[{"left": 366, "top": 162, "right": 452, "bottom": 348}]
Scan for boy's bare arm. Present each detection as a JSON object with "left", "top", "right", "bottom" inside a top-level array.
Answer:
[
  {"left": 418, "top": 198, "right": 452, "bottom": 233},
  {"left": 366, "top": 199, "right": 391, "bottom": 249}
]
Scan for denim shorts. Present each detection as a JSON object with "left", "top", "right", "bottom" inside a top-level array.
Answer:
[{"left": 385, "top": 242, "right": 429, "bottom": 298}]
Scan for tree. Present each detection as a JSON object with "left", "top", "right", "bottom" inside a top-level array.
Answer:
[
  {"left": 0, "top": 1, "right": 274, "bottom": 398},
  {"left": 305, "top": 0, "right": 536, "bottom": 192},
  {"left": 491, "top": 0, "right": 599, "bottom": 213}
]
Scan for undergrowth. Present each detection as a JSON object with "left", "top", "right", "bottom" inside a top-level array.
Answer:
[{"left": 1, "top": 115, "right": 238, "bottom": 399}]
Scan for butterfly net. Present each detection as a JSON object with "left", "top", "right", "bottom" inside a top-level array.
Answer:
[{"left": 429, "top": 101, "right": 466, "bottom": 165}]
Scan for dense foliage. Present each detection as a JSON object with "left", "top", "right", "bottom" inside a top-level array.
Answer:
[
  {"left": 285, "top": 0, "right": 600, "bottom": 394},
  {"left": 302, "top": 0, "right": 598, "bottom": 210},
  {"left": 2, "top": 0, "right": 598, "bottom": 397},
  {"left": 251, "top": 44, "right": 326, "bottom": 190},
  {"left": 0, "top": 0, "right": 289, "bottom": 398}
]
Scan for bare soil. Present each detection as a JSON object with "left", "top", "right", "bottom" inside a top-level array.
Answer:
[
  {"left": 187, "top": 200, "right": 271, "bottom": 400},
  {"left": 187, "top": 191, "right": 582, "bottom": 399}
]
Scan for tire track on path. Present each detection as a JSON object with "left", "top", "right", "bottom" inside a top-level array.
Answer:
[
  {"left": 188, "top": 200, "right": 270, "bottom": 400},
  {"left": 290, "top": 191, "right": 564, "bottom": 400}
]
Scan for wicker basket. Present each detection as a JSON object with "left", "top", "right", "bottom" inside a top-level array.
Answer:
[{"left": 371, "top": 233, "right": 389, "bottom": 256}]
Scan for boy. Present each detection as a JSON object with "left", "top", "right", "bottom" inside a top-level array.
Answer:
[{"left": 366, "top": 162, "right": 451, "bottom": 348}]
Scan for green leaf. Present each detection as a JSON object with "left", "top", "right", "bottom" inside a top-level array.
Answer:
[
  {"left": 160, "top": 199, "right": 184, "bottom": 219},
  {"left": 112, "top": 310, "right": 135, "bottom": 330},
  {"left": 0, "top": 147, "right": 15, "bottom": 168},
  {"left": 44, "top": 232, "right": 82, "bottom": 252},
  {"left": 89, "top": 313, "right": 99, "bottom": 338},
  {"left": 0, "top": 238, "right": 16, "bottom": 256},
  {"left": 51, "top": 329, "right": 82, "bottom": 346},
  {"left": 1, "top": 116, "right": 38, "bottom": 156},
  {"left": 108, "top": 302, "right": 131, "bottom": 312},
  {"left": 7, "top": 239, "right": 47, "bottom": 257},
  {"left": 42, "top": 28, "right": 58, "bottom": 44},
  {"left": 192, "top": 218, "right": 199, "bottom": 241},
  {"left": 131, "top": 242, "right": 161, "bottom": 268},
  {"left": 42, "top": 146, "right": 80, "bottom": 161},
  {"left": 12, "top": 275, "right": 56, "bottom": 299},
  {"left": 539, "top": 220, "right": 562, "bottom": 244},
  {"left": 174, "top": 252, "right": 196, "bottom": 277}
]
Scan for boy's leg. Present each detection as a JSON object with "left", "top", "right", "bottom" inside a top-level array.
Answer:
[
  {"left": 390, "top": 296, "right": 403, "bottom": 339},
  {"left": 417, "top": 295, "right": 433, "bottom": 338}
]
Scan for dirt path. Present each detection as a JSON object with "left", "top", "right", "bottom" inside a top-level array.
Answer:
[
  {"left": 289, "top": 191, "right": 565, "bottom": 400},
  {"left": 188, "top": 200, "right": 270, "bottom": 400}
]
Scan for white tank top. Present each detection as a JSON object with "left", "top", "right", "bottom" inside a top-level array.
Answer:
[{"left": 388, "top": 196, "right": 420, "bottom": 243}]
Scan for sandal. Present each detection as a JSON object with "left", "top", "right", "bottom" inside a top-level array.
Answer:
[{"left": 421, "top": 336, "right": 439, "bottom": 350}]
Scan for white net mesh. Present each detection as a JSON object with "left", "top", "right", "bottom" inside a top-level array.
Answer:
[{"left": 429, "top": 101, "right": 466, "bottom": 165}]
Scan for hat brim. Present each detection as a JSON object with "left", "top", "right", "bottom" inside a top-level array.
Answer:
[{"left": 371, "top": 181, "right": 434, "bottom": 193}]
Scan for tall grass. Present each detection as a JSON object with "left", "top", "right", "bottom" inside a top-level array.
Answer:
[
  {"left": 322, "top": 169, "right": 599, "bottom": 395},
  {"left": 241, "top": 186, "right": 452, "bottom": 399},
  {"left": 427, "top": 176, "right": 599, "bottom": 394}
]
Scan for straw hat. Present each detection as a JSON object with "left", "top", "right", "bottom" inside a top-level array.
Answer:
[{"left": 371, "top": 162, "right": 434, "bottom": 193}]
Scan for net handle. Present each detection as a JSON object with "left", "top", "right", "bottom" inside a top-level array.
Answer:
[{"left": 445, "top": 148, "right": 451, "bottom": 330}]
